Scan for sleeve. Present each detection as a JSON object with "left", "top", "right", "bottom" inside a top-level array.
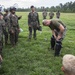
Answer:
[
  {"left": 28, "top": 13, "right": 31, "bottom": 25},
  {"left": 2, "top": 20, "right": 6, "bottom": 32},
  {"left": 37, "top": 13, "right": 40, "bottom": 25}
]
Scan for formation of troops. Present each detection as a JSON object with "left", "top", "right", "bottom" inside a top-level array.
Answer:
[
  {"left": 0, "top": 6, "right": 67, "bottom": 66},
  {"left": 42, "top": 10, "right": 60, "bottom": 19}
]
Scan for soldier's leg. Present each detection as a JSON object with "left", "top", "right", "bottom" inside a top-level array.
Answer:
[
  {"left": 54, "top": 40, "right": 62, "bottom": 56},
  {"left": 0, "top": 39, "right": 3, "bottom": 64},
  {"left": 33, "top": 27, "right": 37, "bottom": 40},
  {"left": 10, "top": 33, "right": 15, "bottom": 46},
  {"left": 15, "top": 29, "right": 19, "bottom": 44},
  {"left": 0, "top": 41, "right": 3, "bottom": 56},
  {"left": 50, "top": 35, "right": 56, "bottom": 50},
  {"left": 5, "top": 32, "right": 8, "bottom": 45},
  {"left": 29, "top": 27, "right": 32, "bottom": 39}
]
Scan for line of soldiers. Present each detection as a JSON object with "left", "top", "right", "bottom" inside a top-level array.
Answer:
[
  {"left": 42, "top": 10, "right": 60, "bottom": 19},
  {"left": 0, "top": 7, "right": 22, "bottom": 65}
]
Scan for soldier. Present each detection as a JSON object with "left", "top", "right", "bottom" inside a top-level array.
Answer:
[
  {"left": 56, "top": 11, "right": 60, "bottom": 19},
  {"left": 62, "top": 54, "right": 75, "bottom": 75},
  {"left": 9, "top": 7, "right": 21, "bottom": 46},
  {"left": 42, "top": 19, "right": 67, "bottom": 56},
  {"left": 3, "top": 9, "right": 10, "bottom": 45},
  {"left": 28, "top": 5, "right": 40, "bottom": 40},
  {"left": 49, "top": 11, "right": 54, "bottom": 19},
  {"left": 42, "top": 10, "right": 47, "bottom": 19},
  {"left": 0, "top": 13, "right": 6, "bottom": 63}
]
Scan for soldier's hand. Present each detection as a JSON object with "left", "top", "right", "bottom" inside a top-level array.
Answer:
[
  {"left": 0, "top": 55, "right": 2, "bottom": 63},
  {"left": 28, "top": 25, "right": 31, "bottom": 27},
  {"left": 11, "top": 30, "right": 14, "bottom": 34}
]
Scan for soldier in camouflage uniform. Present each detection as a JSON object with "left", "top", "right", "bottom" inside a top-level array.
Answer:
[
  {"left": 42, "top": 10, "right": 47, "bottom": 19},
  {"left": 0, "top": 13, "right": 6, "bottom": 63},
  {"left": 9, "top": 7, "right": 21, "bottom": 46},
  {"left": 56, "top": 11, "right": 60, "bottom": 19},
  {"left": 49, "top": 11, "right": 54, "bottom": 19},
  {"left": 28, "top": 6, "right": 40, "bottom": 40},
  {"left": 42, "top": 19, "right": 67, "bottom": 56},
  {"left": 3, "top": 9, "right": 10, "bottom": 45}
]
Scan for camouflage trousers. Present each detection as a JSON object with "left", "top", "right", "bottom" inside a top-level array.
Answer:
[
  {"left": 9, "top": 27, "right": 19, "bottom": 46},
  {"left": 4, "top": 27, "right": 9, "bottom": 44},
  {"left": 29, "top": 23, "right": 38, "bottom": 39},
  {"left": 0, "top": 32, "right": 3, "bottom": 55}
]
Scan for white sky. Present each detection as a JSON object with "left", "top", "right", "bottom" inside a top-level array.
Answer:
[{"left": 0, "top": 0, "right": 75, "bottom": 8}]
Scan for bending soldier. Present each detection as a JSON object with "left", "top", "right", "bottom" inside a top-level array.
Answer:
[{"left": 42, "top": 19, "right": 67, "bottom": 56}]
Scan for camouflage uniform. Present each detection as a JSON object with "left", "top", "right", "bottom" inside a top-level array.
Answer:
[
  {"left": 9, "top": 13, "right": 20, "bottom": 46},
  {"left": 56, "top": 11, "right": 60, "bottom": 19},
  {"left": 4, "top": 12, "right": 10, "bottom": 44},
  {"left": 49, "top": 19, "right": 66, "bottom": 56},
  {"left": 49, "top": 12, "right": 54, "bottom": 19},
  {"left": 0, "top": 14, "right": 5, "bottom": 55},
  {"left": 28, "top": 11, "right": 40, "bottom": 39},
  {"left": 42, "top": 10, "right": 47, "bottom": 19}
]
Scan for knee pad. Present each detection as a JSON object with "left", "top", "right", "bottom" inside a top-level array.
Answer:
[
  {"left": 54, "top": 40, "right": 62, "bottom": 56},
  {"left": 50, "top": 35, "right": 55, "bottom": 49}
]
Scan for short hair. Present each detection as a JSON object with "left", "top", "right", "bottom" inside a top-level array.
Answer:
[
  {"left": 42, "top": 20, "right": 47, "bottom": 25},
  {"left": 30, "top": 5, "right": 34, "bottom": 9},
  {"left": 62, "top": 54, "right": 75, "bottom": 74}
]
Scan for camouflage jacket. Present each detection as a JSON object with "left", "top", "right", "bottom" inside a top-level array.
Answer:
[
  {"left": 28, "top": 11, "right": 40, "bottom": 26},
  {"left": 4, "top": 13, "right": 10, "bottom": 28},
  {"left": 0, "top": 19, "right": 5, "bottom": 40},
  {"left": 9, "top": 13, "right": 20, "bottom": 31}
]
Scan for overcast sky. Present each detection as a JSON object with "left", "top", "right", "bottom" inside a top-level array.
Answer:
[{"left": 0, "top": 0, "right": 75, "bottom": 8}]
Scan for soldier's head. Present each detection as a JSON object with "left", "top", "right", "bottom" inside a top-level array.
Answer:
[
  {"left": 61, "top": 54, "right": 75, "bottom": 75},
  {"left": 42, "top": 20, "right": 51, "bottom": 26},
  {"left": 30, "top": 5, "right": 35, "bottom": 12},
  {"left": 10, "top": 7, "right": 16, "bottom": 14},
  {"left": 4, "top": 9, "right": 9, "bottom": 14}
]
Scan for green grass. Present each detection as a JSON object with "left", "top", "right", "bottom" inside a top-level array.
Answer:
[{"left": 0, "top": 12, "right": 75, "bottom": 75}]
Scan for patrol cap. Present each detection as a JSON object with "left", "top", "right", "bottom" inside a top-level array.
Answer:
[
  {"left": 31, "top": 5, "right": 34, "bottom": 8},
  {"left": 10, "top": 7, "right": 16, "bottom": 12},
  {"left": 4, "top": 9, "right": 9, "bottom": 12}
]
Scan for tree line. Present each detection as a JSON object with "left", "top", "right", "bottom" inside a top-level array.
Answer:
[{"left": 17, "top": 1, "right": 75, "bottom": 13}]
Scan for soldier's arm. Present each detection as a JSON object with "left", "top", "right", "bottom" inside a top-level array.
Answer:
[
  {"left": 2, "top": 20, "right": 6, "bottom": 33},
  {"left": 56, "top": 24, "right": 64, "bottom": 40},
  {"left": 52, "top": 30, "right": 57, "bottom": 39},
  {"left": 37, "top": 13, "right": 40, "bottom": 25},
  {"left": 18, "top": 16, "right": 22, "bottom": 20},
  {"left": 28, "top": 13, "right": 31, "bottom": 26}
]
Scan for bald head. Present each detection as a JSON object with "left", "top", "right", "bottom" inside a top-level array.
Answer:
[
  {"left": 42, "top": 20, "right": 51, "bottom": 26},
  {"left": 62, "top": 54, "right": 75, "bottom": 74}
]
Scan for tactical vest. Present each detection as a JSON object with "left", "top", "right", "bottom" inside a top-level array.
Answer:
[
  {"left": 30, "top": 12, "right": 38, "bottom": 22},
  {"left": 10, "top": 14, "right": 18, "bottom": 27}
]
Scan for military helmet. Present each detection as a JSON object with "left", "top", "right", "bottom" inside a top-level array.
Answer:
[{"left": 10, "top": 7, "right": 16, "bottom": 12}]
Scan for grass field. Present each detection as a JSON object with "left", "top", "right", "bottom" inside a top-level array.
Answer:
[{"left": 0, "top": 12, "right": 75, "bottom": 75}]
